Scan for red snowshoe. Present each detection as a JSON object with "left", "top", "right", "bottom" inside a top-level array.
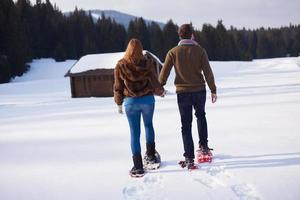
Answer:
[{"left": 196, "top": 146, "right": 213, "bottom": 163}]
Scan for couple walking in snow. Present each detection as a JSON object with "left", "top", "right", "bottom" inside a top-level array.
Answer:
[{"left": 114, "top": 24, "right": 217, "bottom": 177}]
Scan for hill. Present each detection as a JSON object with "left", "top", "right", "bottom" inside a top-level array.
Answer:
[{"left": 65, "top": 9, "right": 165, "bottom": 29}]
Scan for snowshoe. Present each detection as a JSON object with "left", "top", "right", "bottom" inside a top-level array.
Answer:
[
  {"left": 178, "top": 158, "right": 198, "bottom": 170},
  {"left": 130, "top": 154, "right": 144, "bottom": 178},
  {"left": 196, "top": 146, "right": 213, "bottom": 163},
  {"left": 129, "top": 167, "right": 145, "bottom": 178},
  {"left": 143, "top": 151, "right": 161, "bottom": 170}
]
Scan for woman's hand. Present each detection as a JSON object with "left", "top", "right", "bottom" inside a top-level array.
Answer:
[
  {"left": 118, "top": 105, "right": 123, "bottom": 114},
  {"left": 160, "top": 90, "right": 167, "bottom": 97}
]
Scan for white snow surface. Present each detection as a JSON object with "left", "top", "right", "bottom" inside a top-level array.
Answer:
[
  {"left": 69, "top": 50, "right": 161, "bottom": 74},
  {"left": 1, "top": 57, "right": 300, "bottom": 200}
]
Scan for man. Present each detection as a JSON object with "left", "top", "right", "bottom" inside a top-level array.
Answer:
[{"left": 159, "top": 24, "right": 217, "bottom": 169}]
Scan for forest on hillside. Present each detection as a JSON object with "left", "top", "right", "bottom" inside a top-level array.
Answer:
[{"left": 1, "top": 0, "right": 300, "bottom": 83}]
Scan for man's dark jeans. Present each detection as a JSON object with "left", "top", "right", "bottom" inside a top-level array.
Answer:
[{"left": 177, "top": 90, "right": 208, "bottom": 159}]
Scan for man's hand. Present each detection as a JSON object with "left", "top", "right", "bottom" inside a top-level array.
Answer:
[
  {"left": 118, "top": 105, "right": 123, "bottom": 114},
  {"left": 211, "top": 93, "right": 217, "bottom": 103}
]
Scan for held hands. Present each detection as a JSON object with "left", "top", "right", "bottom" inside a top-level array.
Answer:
[
  {"left": 118, "top": 105, "right": 123, "bottom": 114},
  {"left": 211, "top": 93, "right": 217, "bottom": 103},
  {"left": 160, "top": 90, "right": 167, "bottom": 97}
]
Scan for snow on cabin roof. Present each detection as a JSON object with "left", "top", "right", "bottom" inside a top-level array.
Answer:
[
  {"left": 68, "top": 50, "right": 162, "bottom": 74},
  {"left": 70, "top": 52, "right": 124, "bottom": 74}
]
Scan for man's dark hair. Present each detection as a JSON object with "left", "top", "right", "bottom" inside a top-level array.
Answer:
[{"left": 178, "top": 24, "right": 194, "bottom": 39}]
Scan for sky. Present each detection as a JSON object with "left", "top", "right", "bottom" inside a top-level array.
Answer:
[{"left": 31, "top": 0, "right": 300, "bottom": 29}]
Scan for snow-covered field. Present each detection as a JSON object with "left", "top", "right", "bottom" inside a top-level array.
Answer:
[{"left": 0, "top": 57, "right": 300, "bottom": 200}]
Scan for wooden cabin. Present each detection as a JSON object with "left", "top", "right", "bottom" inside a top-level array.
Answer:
[{"left": 65, "top": 51, "right": 162, "bottom": 98}]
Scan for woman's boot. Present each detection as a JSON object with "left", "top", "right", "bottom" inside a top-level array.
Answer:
[{"left": 130, "top": 154, "right": 144, "bottom": 177}]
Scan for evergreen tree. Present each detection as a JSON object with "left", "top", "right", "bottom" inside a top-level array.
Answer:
[
  {"left": 148, "top": 22, "right": 164, "bottom": 60},
  {"left": 0, "top": 55, "right": 11, "bottom": 83},
  {"left": 15, "top": 0, "right": 33, "bottom": 60},
  {"left": 53, "top": 43, "right": 67, "bottom": 61},
  {"left": 251, "top": 31, "right": 258, "bottom": 59},
  {"left": 256, "top": 28, "right": 272, "bottom": 58},
  {"left": 1, "top": 0, "right": 29, "bottom": 77},
  {"left": 81, "top": 12, "right": 97, "bottom": 55},
  {"left": 214, "top": 20, "right": 235, "bottom": 60},
  {"left": 95, "top": 14, "right": 127, "bottom": 53},
  {"left": 127, "top": 17, "right": 150, "bottom": 50},
  {"left": 290, "top": 25, "right": 300, "bottom": 56},
  {"left": 232, "top": 29, "right": 251, "bottom": 60},
  {"left": 162, "top": 20, "right": 179, "bottom": 61},
  {"left": 127, "top": 20, "right": 138, "bottom": 41},
  {"left": 199, "top": 24, "right": 217, "bottom": 59},
  {"left": 96, "top": 14, "right": 114, "bottom": 53},
  {"left": 111, "top": 20, "right": 127, "bottom": 52},
  {"left": 0, "top": 0, "right": 15, "bottom": 79}
]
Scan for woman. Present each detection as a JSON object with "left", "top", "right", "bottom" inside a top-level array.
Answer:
[{"left": 114, "top": 39, "right": 165, "bottom": 177}]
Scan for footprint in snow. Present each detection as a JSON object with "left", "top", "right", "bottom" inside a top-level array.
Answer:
[
  {"left": 193, "top": 164, "right": 230, "bottom": 188},
  {"left": 231, "top": 183, "right": 261, "bottom": 200},
  {"left": 123, "top": 174, "right": 166, "bottom": 200},
  {"left": 194, "top": 176, "right": 226, "bottom": 188},
  {"left": 192, "top": 164, "right": 262, "bottom": 199},
  {"left": 206, "top": 165, "right": 229, "bottom": 176}
]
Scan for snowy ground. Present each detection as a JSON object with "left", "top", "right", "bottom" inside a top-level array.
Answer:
[{"left": 0, "top": 57, "right": 300, "bottom": 200}]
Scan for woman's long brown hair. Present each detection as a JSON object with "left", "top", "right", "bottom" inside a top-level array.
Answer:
[{"left": 124, "top": 39, "right": 143, "bottom": 64}]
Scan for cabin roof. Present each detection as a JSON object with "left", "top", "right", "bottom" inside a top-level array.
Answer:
[{"left": 65, "top": 50, "right": 162, "bottom": 77}]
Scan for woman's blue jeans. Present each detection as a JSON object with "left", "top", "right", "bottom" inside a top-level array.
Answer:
[{"left": 125, "top": 103, "right": 155, "bottom": 156}]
